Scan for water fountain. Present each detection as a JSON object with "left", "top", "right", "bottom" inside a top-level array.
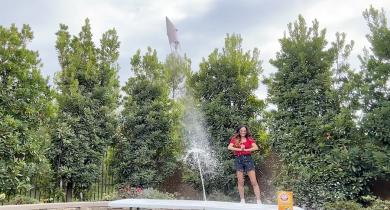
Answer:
[
  {"left": 183, "top": 148, "right": 209, "bottom": 202},
  {"left": 181, "top": 96, "right": 219, "bottom": 202}
]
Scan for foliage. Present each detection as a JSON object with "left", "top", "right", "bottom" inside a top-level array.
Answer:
[
  {"left": 102, "top": 191, "right": 118, "bottom": 201},
  {"left": 267, "top": 15, "right": 370, "bottom": 208},
  {"left": 50, "top": 19, "right": 120, "bottom": 200},
  {"left": 113, "top": 47, "right": 178, "bottom": 187},
  {"left": 324, "top": 200, "right": 364, "bottom": 210},
  {"left": 116, "top": 183, "right": 175, "bottom": 200},
  {"left": 361, "top": 195, "right": 390, "bottom": 210},
  {"left": 0, "top": 24, "right": 54, "bottom": 196},
  {"left": 189, "top": 34, "right": 265, "bottom": 194},
  {"left": 7, "top": 195, "right": 39, "bottom": 205},
  {"left": 139, "top": 188, "right": 176, "bottom": 199},
  {"left": 358, "top": 6, "right": 390, "bottom": 179},
  {"left": 324, "top": 196, "right": 390, "bottom": 210},
  {"left": 164, "top": 53, "right": 191, "bottom": 99},
  {"left": 117, "top": 183, "right": 144, "bottom": 198},
  {"left": 0, "top": 193, "right": 5, "bottom": 202}
]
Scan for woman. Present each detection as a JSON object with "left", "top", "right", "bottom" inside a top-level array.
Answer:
[{"left": 228, "top": 125, "right": 262, "bottom": 204}]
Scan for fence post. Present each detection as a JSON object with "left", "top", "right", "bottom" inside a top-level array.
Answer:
[{"left": 101, "top": 153, "right": 104, "bottom": 200}]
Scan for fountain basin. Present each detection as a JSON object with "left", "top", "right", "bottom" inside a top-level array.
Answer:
[{"left": 109, "top": 199, "right": 304, "bottom": 210}]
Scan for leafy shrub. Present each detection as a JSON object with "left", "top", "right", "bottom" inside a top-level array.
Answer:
[
  {"left": 117, "top": 183, "right": 175, "bottom": 200},
  {"left": 102, "top": 192, "right": 119, "bottom": 201},
  {"left": 42, "top": 197, "right": 54, "bottom": 203},
  {"left": 8, "top": 195, "right": 39, "bottom": 205},
  {"left": 324, "top": 200, "right": 363, "bottom": 210},
  {"left": 138, "top": 188, "right": 176, "bottom": 200},
  {"left": 368, "top": 199, "right": 390, "bottom": 210},
  {"left": 117, "top": 184, "right": 143, "bottom": 198},
  {"left": 324, "top": 196, "right": 390, "bottom": 210},
  {"left": 362, "top": 195, "right": 390, "bottom": 210}
]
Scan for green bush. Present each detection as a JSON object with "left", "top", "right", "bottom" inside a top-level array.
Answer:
[
  {"left": 324, "top": 196, "right": 390, "bottom": 210},
  {"left": 324, "top": 200, "right": 363, "bottom": 210},
  {"left": 102, "top": 192, "right": 119, "bottom": 201},
  {"left": 117, "top": 184, "right": 143, "bottom": 198},
  {"left": 368, "top": 199, "right": 390, "bottom": 210},
  {"left": 138, "top": 188, "right": 176, "bottom": 200},
  {"left": 362, "top": 195, "right": 390, "bottom": 210},
  {"left": 8, "top": 195, "right": 39, "bottom": 205},
  {"left": 41, "top": 197, "right": 54, "bottom": 203},
  {"left": 0, "top": 193, "right": 5, "bottom": 202}
]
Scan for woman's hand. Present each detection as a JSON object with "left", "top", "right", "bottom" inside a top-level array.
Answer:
[
  {"left": 244, "top": 143, "right": 259, "bottom": 152},
  {"left": 228, "top": 143, "right": 242, "bottom": 151}
]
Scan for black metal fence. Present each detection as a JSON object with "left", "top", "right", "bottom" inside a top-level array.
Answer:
[{"left": 2, "top": 152, "right": 116, "bottom": 204}]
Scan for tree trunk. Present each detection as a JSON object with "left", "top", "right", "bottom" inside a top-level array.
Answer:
[{"left": 66, "top": 182, "right": 73, "bottom": 202}]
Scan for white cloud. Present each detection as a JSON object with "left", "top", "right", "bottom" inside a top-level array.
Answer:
[
  {"left": 4, "top": 0, "right": 216, "bottom": 85},
  {"left": 1, "top": 0, "right": 389, "bottom": 91},
  {"left": 300, "top": 0, "right": 390, "bottom": 70},
  {"left": 238, "top": 0, "right": 390, "bottom": 100},
  {"left": 52, "top": 0, "right": 216, "bottom": 37}
]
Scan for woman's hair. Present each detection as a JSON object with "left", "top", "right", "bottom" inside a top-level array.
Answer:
[{"left": 232, "top": 125, "right": 252, "bottom": 146}]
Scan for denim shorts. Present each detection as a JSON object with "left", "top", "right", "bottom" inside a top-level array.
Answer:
[{"left": 234, "top": 155, "right": 255, "bottom": 173}]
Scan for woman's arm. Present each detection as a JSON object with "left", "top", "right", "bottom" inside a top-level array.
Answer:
[
  {"left": 228, "top": 143, "right": 243, "bottom": 151},
  {"left": 244, "top": 143, "right": 259, "bottom": 152}
]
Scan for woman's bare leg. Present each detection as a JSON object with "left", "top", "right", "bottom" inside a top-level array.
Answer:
[
  {"left": 247, "top": 170, "right": 261, "bottom": 202},
  {"left": 236, "top": 170, "right": 245, "bottom": 201}
]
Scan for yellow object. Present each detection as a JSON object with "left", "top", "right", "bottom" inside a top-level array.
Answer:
[{"left": 277, "top": 191, "right": 293, "bottom": 210}]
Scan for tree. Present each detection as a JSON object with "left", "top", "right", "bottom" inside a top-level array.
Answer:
[
  {"left": 164, "top": 53, "right": 191, "bottom": 99},
  {"left": 50, "top": 19, "right": 120, "bottom": 200},
  {"left": 267, "top": 16, "right": 368, "bottom": 208},
  {"left": 189, "top": 34, "right": 264, "bottom": 195},
  {"left": 359, "top": 6, "right": 390, "bottom": 181},
  {"left": 0, "top": 24, "right": 54, "bottom": 196},
  {"left": 114, "top": 47, "right": 177, "bottom": 187}
]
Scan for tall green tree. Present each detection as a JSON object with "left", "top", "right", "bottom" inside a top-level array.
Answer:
[
  {"left": 50, "top": 19, "right": 120, "bottom": 200},
  {"left": 189, "top": 34, "right": 264, "bottom": 195},
  {"left": 114, "top": 47, "right": 177, "bottom": 187},
  {"left": 0, "top": 24, "right": 54, "bottom": 196},
  {"left": 163, "top": 53, "right": 192, "bottom": 162},
  {"left": 164, "top": 53, "right": 191, "bottom": 99},
  {"left": 359, "top": 6, "right": 390, "bottom": 180},
  {"left": 267, "top": 16, "right": 368, "bottom": 208}
]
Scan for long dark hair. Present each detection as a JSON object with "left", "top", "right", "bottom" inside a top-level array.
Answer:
[{"left": 231, "top": 125, "right": 252, "bottom": 146}]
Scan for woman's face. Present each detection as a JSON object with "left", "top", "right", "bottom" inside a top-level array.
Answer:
[{"left": 239, "top": 127, "right": 247, "bottom": 137}]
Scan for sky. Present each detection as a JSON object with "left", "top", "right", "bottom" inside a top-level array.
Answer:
[{"left": 1, "top": 0, "right": 390, "bottom": 99}]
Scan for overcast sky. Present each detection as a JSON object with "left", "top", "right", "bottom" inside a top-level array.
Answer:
[{"left": 1, "top": 0, "right": 389, "bottom": 99}]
